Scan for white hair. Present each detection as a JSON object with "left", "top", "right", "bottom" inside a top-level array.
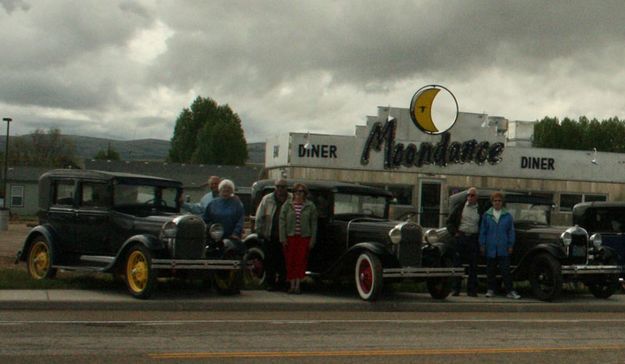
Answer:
[{"left": 218, "top": 179, "right": 235, "bottom": 191}]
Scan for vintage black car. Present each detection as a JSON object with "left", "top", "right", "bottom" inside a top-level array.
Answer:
[
  {"left": 573, "top": 201, "right": 625, "bottom": 283},
  {"left": 426, "top": 189, "right": 621, "bottom": 301},
  {"left": 16, "top": 169, "right": 243, "bottom": 299},
  {"left": 244, "top": 179, "right": 461, "bottom": 301}
]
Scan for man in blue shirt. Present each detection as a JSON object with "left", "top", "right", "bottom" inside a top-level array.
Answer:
[{"left": 183, "top": 176, "right": 220, "bottom": 215}]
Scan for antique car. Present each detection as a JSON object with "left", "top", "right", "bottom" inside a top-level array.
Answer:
[
  {"left": 573, "top": 201, "right": 625, "bottom": 284},
  {"left": 244, "top": 179, "right": 461, "bottom": 301},
  {"left": 425, "top": 189, "right": 621, "bottom": 301},
  {"left": 16, "top": 169, "right": 243, "bottom": 299}
]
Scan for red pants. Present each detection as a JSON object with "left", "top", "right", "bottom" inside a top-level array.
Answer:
[{"left": 283, "top": 235, "right": 310, "bottom": 280}]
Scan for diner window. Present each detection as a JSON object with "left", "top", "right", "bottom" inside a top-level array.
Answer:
[
  {"left": 10, "top": 185, "right": 24, "bottom": 207},
  {"left": 560, "top": 194, "right": 582, "bottom": 212},
  {"left": 584, "top": 194, "right": 607, "bottom": 202}
]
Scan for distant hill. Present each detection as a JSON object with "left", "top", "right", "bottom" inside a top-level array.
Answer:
[
  {"left": 66, "top": 135, "right": 171, "bottom": 161},
  {"left": 0, "top": 134, "right": 265, "bottom": 164}
]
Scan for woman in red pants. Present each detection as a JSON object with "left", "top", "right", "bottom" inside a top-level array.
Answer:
[{"left": 279, "top": 183, "right": 318, "bottom": 294}]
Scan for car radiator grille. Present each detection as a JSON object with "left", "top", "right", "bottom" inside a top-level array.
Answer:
[
  {"left": 173, "top": 216, "right": 206, "bottom": 259},
  {"left": 397, "top": 223, "right": 423, "bottom": 267},
  {"left": 568, "top": 234, "right": 588, "bottom": 264}
]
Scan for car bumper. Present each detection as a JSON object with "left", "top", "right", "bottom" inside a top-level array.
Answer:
[
  {"left": 383, "top": 266, "right": 464, "bottom": 278},
  {"left": 151, "top": 259, "right": 241, "bottom": 270},
  {"left": 561, "top": 264, "right": 621, "bottom": 275}
]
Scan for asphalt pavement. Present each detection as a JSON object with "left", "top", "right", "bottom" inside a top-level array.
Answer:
[{"left": 3, "top": 223, "right": 625, "bottom": 312}]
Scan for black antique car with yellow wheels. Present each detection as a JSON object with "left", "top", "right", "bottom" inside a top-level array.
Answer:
[
  {"left": 16, "top": 169, "right": 243, "bottom": 299},
  {"left": 245, "top": 179, "right": 461, "bottom": 301}
]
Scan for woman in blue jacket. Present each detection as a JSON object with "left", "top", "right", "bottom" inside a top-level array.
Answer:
[{"left": 479, "top": 192, "right": 521, "bottom": 299}]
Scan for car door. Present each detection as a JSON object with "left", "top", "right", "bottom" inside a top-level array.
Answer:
[
  {"left": 307, "top": 191, "right": 345, "bottom": 273},
  {"left": 75, "top": 180, "right": 112, "bottom": 255},
  {"left": 48, "top": 178, "right": 79, "bottom": 255}
]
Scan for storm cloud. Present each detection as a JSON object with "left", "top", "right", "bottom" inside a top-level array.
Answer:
[{"left": 1, "top": 0, "right": 625, "bottom": 142}]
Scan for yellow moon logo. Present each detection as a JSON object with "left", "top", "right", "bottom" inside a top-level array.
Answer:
[{"left": 409, "top": 85, "right": 458, "bottom": 135}]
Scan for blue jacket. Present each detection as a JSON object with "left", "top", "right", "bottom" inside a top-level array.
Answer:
[
  {"left": 203, "top": 197, "right": 245, "bottom": 239},
  {"left": 479, "top": 208, "right": 515, "bottom": 258}
]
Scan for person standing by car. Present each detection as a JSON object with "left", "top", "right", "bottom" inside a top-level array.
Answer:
[
  {"left": 203, "top": 179, "right": 244, "bottom": 240},
  {"left": 255, "top": 178, "right": 292, "bottom": 291},
  {"left": 183, "top": 176, "right": 221, "bottom": 215},
  {"left": 279, "top": 183, "right": 318, "bottom": 294},
  {"left": 446, "top": 187, "right": 480, "bottom": 297},
  {"left": 479, "top": 191, "right": 521, "bottom": 299}
]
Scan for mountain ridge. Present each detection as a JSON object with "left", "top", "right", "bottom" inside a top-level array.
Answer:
[{"left": 0, "top": 134, "right": 265, "bottom": 164}]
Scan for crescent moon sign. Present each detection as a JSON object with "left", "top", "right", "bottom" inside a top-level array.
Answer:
[
  {"left": 409, "top": 85, "right": 458, "bottom": 135},
  {"left": 411, "top": 88, "right": 440, "bottom": 133}
]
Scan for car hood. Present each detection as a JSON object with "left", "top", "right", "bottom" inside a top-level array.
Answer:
[{"left": 515, "top": 222, "right": 571, "bottom": 239}]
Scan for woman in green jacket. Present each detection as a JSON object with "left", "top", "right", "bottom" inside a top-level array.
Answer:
[{"left": 279, "top": 183, "right": 318, "bottom": 294}]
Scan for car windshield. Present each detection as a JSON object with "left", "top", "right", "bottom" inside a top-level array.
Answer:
[
  {"left": 504, "top": 202, "right": 551, "bottom": 225},
  {"left": 333, "top": 193, "right": 387, "bottom": 218},
  {"left": 114, "top": 183, "right": 179, "bottom": 209}
]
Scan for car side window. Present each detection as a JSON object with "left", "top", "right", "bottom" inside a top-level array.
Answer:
[
  {"left": 53, "top": 180, "right": 75, "bottom": 206},
  {"left": 80, "top": 182, "right": 109, "bottom": 208}
]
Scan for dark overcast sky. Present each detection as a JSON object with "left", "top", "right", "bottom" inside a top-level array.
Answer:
[{"left": 1, "top": 0, "right": 625, "bottom": 142}]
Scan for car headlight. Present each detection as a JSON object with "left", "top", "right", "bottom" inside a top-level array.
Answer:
[
  {"left": 560, "top": 231, "right": 572, "bottom": 246},
  {"left": 590, "top": 233, "right": 602, "bottom": 249},
  {"left": 209, "top": 223, "right": 224, "bottom": 241},
  {"left": 160, "top": 220, "right": 178, "bottom": 240},
  {"left": 424, "top": 229, "right": 439, "bottom": 244},
  {"left": 389, "top": 224, "right": 402, "bottom": 245}
]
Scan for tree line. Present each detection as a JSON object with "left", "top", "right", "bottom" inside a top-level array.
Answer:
[{"left": 533, "top": 116, "right": 625, "bottom": 152}]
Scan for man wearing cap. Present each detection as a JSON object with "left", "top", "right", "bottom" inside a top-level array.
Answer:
[{"left": 255, "top": 178, "right": 291, "bottom": 291}]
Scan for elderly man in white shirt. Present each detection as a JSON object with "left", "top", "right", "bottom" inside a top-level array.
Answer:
[{"left": 446, "top": 187, "right": 481, "bottom": 297}]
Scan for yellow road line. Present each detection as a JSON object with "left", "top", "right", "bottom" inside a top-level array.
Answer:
[{"left": 150, "top": 344, "right": 625, "bottom": 359}]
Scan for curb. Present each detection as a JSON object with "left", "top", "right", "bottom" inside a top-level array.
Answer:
[{"left": 2, "top": 290, "right": 625, "bottom": 312}]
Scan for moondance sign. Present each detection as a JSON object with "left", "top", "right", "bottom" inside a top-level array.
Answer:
[{"left": 360, "top": 118, "right": 505, "bottom": 169}]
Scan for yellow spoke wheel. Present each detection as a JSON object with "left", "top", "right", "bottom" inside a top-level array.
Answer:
[
  {"left": 124, "top": 245, "right": 155, "bottom": 299},
  {"left": 27, "top": 238, "right": 56, "bottom": 280}
]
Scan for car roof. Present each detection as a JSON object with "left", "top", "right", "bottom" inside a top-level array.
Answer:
[
  {"left": 40, "top": 169, "right": 182, "bottom": 186},
  {"left": 572, "top": 201, "right": 625, "bottom": 218},
  {"left": 450, "top": 189, "right": 554, "bottom": 207},
  {"left": 252, "top": 179, "right": 393, "bottom": 198}
]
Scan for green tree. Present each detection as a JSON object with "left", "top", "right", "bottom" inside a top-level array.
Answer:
[
  {"left": 94, "top": 143, "right": 121, "bottom": 160},
  {"left": 169, "top": 96, "right": 248, "bottom": 165},
  {"left": 7, "top": 128, "right": 78, "bottom": 167}
]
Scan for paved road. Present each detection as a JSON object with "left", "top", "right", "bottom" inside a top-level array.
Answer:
[{"left": 2, "top": 310, "right": 625, "bottom": 363}]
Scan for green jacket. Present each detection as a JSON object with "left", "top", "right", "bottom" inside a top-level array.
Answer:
[{"left": 279, "top": 199, "right": 318, "bottom": 246}]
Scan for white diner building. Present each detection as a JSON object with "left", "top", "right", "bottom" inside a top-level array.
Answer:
[{"left": 263, "top": 105, "right": 624, "bottom": 228}]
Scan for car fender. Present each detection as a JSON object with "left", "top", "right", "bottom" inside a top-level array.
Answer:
[
  {"left": 514, "top": 243, "right": 566, "bottom": 279},
  {"left": 324, "top": 242, "right": 394, "bottom": 276},
  {"left": 115, "top": 234, "right": 164, "bottom": 264},
  {"left": 17, "top": 224, "right": 59, "bottom": 263},
  {"left": 594, "top": 245, "right": 618, "bottom": 263},
  {"left": 223, "top": 238, "right": 246, "bottom": 257},
  {"left": 243, "top": 233, "right": 262, "bottom": 250},
  {"left": 427, "top": 241, "right": 455, "bottom": 261}
]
